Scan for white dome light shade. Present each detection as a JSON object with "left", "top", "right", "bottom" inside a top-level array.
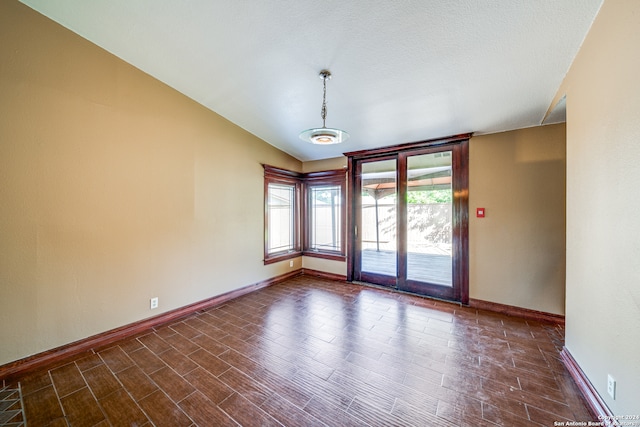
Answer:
[
  {"left": 299, "top": 127, "right": 349, "bottom": 145},
  {"left": 299, "top": 69, "right": 349, "bottom": 145}
]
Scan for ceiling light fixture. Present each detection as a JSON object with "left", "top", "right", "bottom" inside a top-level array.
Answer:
[{"left": 299, "top": 70, "right": 349, "bottom": 145}]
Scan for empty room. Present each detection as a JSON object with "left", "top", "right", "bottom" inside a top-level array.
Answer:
[{"left": 1, "top": 0, "right": 639, "bottom": 426}]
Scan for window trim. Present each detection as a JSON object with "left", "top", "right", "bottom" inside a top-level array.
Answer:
[
  {"left": 263, "top": 166, "right": 346, "bottom": 264},
  {"left": 263, "top": 166, "right": 302, "bottom": 265},
  {"left": 303, "top": 170, "right": 347, "bottom": 261}
]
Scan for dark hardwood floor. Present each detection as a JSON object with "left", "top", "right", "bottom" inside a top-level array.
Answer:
[{"left": 4, "top": 275, "right": 593, "bottom": 426}]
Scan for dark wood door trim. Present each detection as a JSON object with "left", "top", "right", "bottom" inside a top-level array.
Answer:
[
  {"left": 346, "top": 135, "right": 469, "bottom": 304},
  {"left": 344, "top": 133, "right": 472, "bottom": 159},
  {"left": 453, "top": 139, "right": 469, "bottom": 304}
]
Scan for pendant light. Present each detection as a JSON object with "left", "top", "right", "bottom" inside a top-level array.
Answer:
[{"left": 299, "top": 70, "right": 349, "bottom": 145}]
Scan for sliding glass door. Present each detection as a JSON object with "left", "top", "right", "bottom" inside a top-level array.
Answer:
[
  {"left": 359, "top": 157, "right": 398, "bottom": 287},
  {"left": 400, "top": 150, "right": 454, "bottom": 297},
  {"left": 348, "top": 138, "right": 468, "bottom": 303}
]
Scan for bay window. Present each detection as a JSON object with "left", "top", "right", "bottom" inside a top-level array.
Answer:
[{"left": 263, "top": 165, "right": 345, "bottom": 264}]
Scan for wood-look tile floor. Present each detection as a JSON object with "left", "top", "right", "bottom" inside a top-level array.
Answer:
[{"left": 6, "top": 276, "right": 594, "bottom": 426}]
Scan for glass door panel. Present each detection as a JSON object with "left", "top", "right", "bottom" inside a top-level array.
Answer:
[
  {"left": 406, "top": 152, "right": 453, "bottom": 286},
  {"left": 360, "top": 159, "right": 397, "bottom": 281},
  {"left": 349, "top": 139, "right": 468, "bottom": 304}
]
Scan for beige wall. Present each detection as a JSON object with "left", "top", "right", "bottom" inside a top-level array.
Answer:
[
  {"left": 302, "top": 156, "right": 347, "bottom": 173},
  {"left": 561, "top": 0, "right": 640, "bottom": 414},
  {"left": 0, "top": 0, "right": 573, "bottom": 368},
  {"left": 0, "top": 1, "right": 301, "bottom": 365},
  {"left": 469, "top": 125, "right": 566, "bottom": 315}
]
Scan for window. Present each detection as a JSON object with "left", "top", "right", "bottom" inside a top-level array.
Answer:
[
  {"left": 309, "top": 186, "right": 341, "bottom": 252},
  {"left": 267, "top": 183, "right": 296, "bottom": 254},
  {"left": 304, "top": 170, "right": 346, "bottom": 260},
  {"left": 264, "top": 166, "right": 302, "bottom": 264},
  {"left": 263, "top": 166, "right": 345, "bottom": 264}
]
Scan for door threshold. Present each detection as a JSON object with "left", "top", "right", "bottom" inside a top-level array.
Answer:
[{"left": 350, "top": 280, "right": 463, "bottom": 307}]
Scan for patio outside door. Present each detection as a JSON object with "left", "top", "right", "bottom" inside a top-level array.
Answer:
[
  {"left": 348, "top": 139, "right": 468, "bottom": 304},
  {"left": 358, "top": 157, "right": 398, "bottom": 287}
]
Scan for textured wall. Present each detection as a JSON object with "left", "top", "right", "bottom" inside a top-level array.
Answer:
[
  {"left": 1, "top": 0, "right": 574, "bottom": 368},
  {"left": 469, "top": 125, "right": 567, "bottom": 314},
  {"left": 561, "top": 0, "right": 640, "bottom": 415},
  {"left": 0, "top": 1, "right": 301, "bottom": 365}
]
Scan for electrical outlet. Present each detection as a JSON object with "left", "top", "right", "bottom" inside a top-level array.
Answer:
[
  {"left": 150, "top": 297, "right": 159, "bottom": 310},
  {"left": 289, "top": 260, "right": 294, "bottom": 267},
  {"left": 607, "top": 374, "right": 616, "bottom": 399}
]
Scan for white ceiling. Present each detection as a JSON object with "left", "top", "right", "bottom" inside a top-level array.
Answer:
[{"left": 20, "top": 0, "right": 603, "bottom": 161}]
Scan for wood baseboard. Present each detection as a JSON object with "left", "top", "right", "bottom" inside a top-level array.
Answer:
[
  {"left": 301, "top": 268, "right": 347, "bottom": 282},
  {"left": 469, "top": 298, "right": 565, "bottom": 325},
  {"left": 560, "top": 347, "right": 613, "bottom": 422},
  {"left": 1, "top": 271, "right": 570, "bottom": 380},
  {"left": 0, "top": 269, "right": 302, "bottom": 380}
]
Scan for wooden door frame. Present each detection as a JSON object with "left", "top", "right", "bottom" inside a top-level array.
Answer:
[
  {"left": 350, "top": 154, "right": 399, "bottom": 288},
  {"left": 345, "top": 134, "right": 470, "bottom": 305}
]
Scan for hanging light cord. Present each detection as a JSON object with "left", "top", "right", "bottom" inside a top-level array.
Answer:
[
  {"left": 298, "top": 69, "right": 348, "bottom": 144},
  {"left": 321, "top": 75, "right": 328, "bottom": 128}
]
